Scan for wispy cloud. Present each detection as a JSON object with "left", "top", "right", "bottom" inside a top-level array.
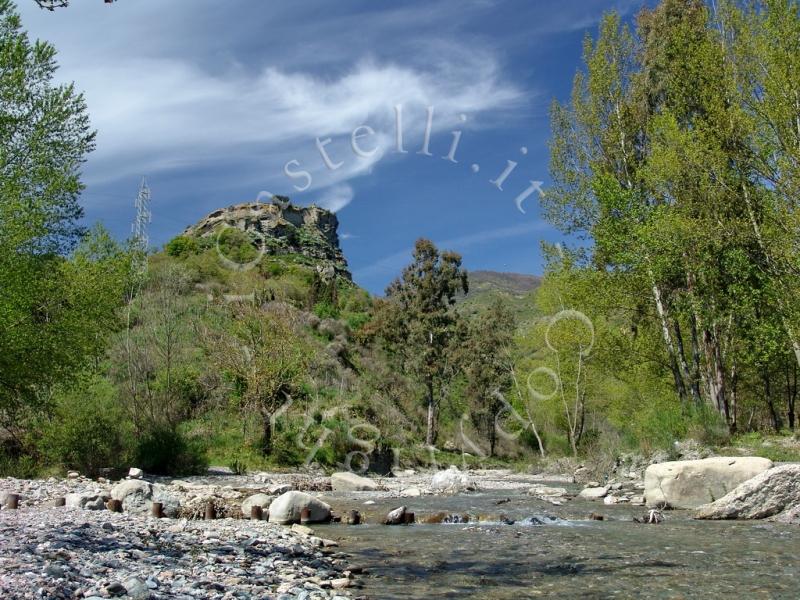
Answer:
[{"left": 317, "top": 184, "right": 354, "bottom": 213}]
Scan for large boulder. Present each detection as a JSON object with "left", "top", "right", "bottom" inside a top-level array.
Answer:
[
  {"left": 111, "top": 479, "right": 153, "bottom": 513},
  {"left": 695, "top": 464, "right": 800, "bottom": 520},
  {"left": 268, "top": 491, "right": 331, "bottom": 524},
  {"left": 331, "top": 472, "right": 379, "bottom": 492},
  {"left": 241, "top": 493, "right": 274, "bottom": 517},
  {"left": 431, "top": 466, "right": 476, "bottom": 494},
  {"left": 644, "top": 457, "right": 773, "bottom": 509}
]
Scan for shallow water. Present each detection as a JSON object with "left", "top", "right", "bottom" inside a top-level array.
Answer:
[{"left": 317, "top": 489, "right": 800, "bottom": 599}]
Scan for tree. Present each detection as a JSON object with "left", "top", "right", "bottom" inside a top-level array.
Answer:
[
  {"left": 0, "top": 0, "right": 126, "bottom": 435},
  {"left": 205, "top": 305, "right": 311, "bottom": 456},
  {"left": 378, "top": 239, "right": 468, "bottom": 446},
  {"left": 459, "top": 299, "right": 515, "bottom": 456}
]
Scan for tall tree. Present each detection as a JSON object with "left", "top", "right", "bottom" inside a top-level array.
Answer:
[
  {"left": 0, "top": 1, "right": 123, "bottom": 433},
  {"left": 459, "top": 299, "right": 515, "bottom": 456},
  {"left": 378, "top": 239, "right": 468, "bottom": 446}
]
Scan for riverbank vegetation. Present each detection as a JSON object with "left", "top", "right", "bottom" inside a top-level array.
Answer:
[{"left": 2, "top": 0, "right": 800, "bottom": 479}]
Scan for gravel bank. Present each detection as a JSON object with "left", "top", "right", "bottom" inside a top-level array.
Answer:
[{"left": 0, "top": 491, "right": 362, "bottom": 599}]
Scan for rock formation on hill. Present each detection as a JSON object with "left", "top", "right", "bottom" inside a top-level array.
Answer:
[{"left": 185, "top": 197, "right": 350, "bottom": 279}]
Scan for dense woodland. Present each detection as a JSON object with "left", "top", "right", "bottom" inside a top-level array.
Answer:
[{"left": 1, "top": 0, "right": 799, "bottom": 479}]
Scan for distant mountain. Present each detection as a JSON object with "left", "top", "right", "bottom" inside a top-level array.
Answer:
[
  {"left": 457, "top": 270, "right": 542, "bottom": 323},
  {"left": 465, "top": 270, "right": 541, "bottom": 299}
]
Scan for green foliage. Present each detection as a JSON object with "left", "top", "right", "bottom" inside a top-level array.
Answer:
[
  {"left": 134, "top": 426, "right": 208, "bottom": 476},
  {"left": 38, "top": 377, "right": 130, "bottom": 477},
  {"left": 165, "top": 235, "right": 200, "bottom": 258}
]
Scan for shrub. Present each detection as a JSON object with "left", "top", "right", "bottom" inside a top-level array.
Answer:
[
  {"left": 38, "top": 380, "right": 131, "bottom": 477},
  {"left": 134, "top": 427, "right": 208, "bottom": 476},
  {"left": 165, "top": 235, "right": 200, "bottom": 258}
]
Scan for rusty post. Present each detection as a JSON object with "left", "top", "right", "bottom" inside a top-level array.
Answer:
[
  {"left": 151, "top": 502, "right": 164, "bottom": 518},
  {"left": 54, "top": 497, "right": 66, "bottom": 507},
  {"left": 107, "top": 499, "right": 122, "bottom": 513},
  {"left": 250, "top": 505, "right": 263, "bottom": 521},
  {"left": 205, "top": 501, "right": 216, "bottom": 520},
  {"left": 300, "top": 507, "right": 311, "bottom": 524},
  {"left": 6, "top": 494, "right": 19, "bottom": 509},
  {"left": 403, "top": 511, "right": 415, "bottom": 524}
]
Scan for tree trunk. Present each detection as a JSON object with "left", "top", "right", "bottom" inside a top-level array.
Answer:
[
  {"left": 425, "top": 380, "right": 437, "bottom": 446},
  {"left": 763, "top": 372, "right": 782, "bottom": 433},
  {"left": 649, "top": 274, "right": 688, "bottom": 403},
  {"left": 787, "top": 363, "right": 797, "bottom": 430},
  {"left": 261, "top": 411, "right": 273, "bottom": 456}
]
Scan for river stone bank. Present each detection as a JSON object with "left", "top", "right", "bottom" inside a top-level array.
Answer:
[{"left": 0, "top": 506, "right": 360, "bottom": 600}]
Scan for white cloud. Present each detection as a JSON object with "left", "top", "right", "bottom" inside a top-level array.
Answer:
[{"left": 316, "top": 184, "right": 354, "bottom": 213}]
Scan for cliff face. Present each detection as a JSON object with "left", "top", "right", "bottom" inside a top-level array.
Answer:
[{"left": 185, "top": 200, "right": 350, "bottom": 279}]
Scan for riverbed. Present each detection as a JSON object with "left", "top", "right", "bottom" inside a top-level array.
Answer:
[{"left": 317, "top": 489, "right": 800, "bottom": 599}]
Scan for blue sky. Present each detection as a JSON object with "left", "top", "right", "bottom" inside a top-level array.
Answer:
[{"left": 18, "top": 0, "right": 646, "bottom": 294}]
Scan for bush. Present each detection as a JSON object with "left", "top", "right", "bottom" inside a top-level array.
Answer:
[
  {"left": 38, "top": 380, "right": 131, "bottom": 477},
  {"left": 134, "top": 427, "right": 208, "bottom": 476},
  {"left": 165, "top": 235, "right": 200, "bottom": 258}
]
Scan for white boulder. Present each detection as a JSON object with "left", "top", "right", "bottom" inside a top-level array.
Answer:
[
  {"left": 431, "top": 466, "right": 476, "bottom": 494},
  {"left": 579, "top": 486, "right": 609, "bottom": 500},
  {"left": 268, "top": 491, "right": 331, "bottom": 524},
  {"left": 645, "top": 457, "right": 773, "bottom": 509},
  {"left": 695, "top": 464, "right": 800, "bottom": 520},
  {"left": 331, "top": 472, "right": 379, "bottom": 492},
  {"left": 241, "top": 493, "right": 273, "bottom": 517}
]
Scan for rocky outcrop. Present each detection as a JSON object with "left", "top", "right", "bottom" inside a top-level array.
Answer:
[
  {"left": 267, "top": 491, "right": 331, "bottom": 524},
  {"left": 645, "top": 457, "right": 773, "bottom": 509},
  {"left": 330, "top": 472, "right": 379, "bottom": 492},
  {"left": 184, "top": 199, "right": 350, "bottom": 279},
  {"left": 695, "top": 464, "right": 800, "bottom": 521}
]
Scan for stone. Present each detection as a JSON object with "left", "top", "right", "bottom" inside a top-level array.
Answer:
[
  {"left": 383, "top": 506, "right": 406, "bottom": 525},
  {"left": 527, "top": 485, "right": 569, "bottom": 504},
  {"left": 123, "top": 577, "right": 151, "bottom": 599},
  {"left": 67, "top": 471, "right": 80, "bottom": 479},
  {"left": 127, "top": 467, "right": 144, "bottom": 479},
  {"left": 644, "top": 457, "right": 773, "bottom": 509},
  {"left": 579, "top": 486, "right": 609, "bottom": 500},
  {"left": 330, "top": 472, "right": 379, "bottom": 492},
  {"left": 431, "top": 466, "right": 476, "bottom": 494},
  {"left": 111, "top": 479, "right": 153, "bottom": 513},
  {"left": 267, "top": 483, "right": 292, "bottom": 495},
  {"left": 695, "top": 464, "right": 800, "bottom": 520},
  {"left": 291, "top": 524, "right": 315, "bottom": 536},
  {"left": 65, "top": 492, "right": 109, "bottom": 510},
  {"left": 400, "top": 487, "right": 423, "bottom": 497},
  {"left": 603, "top": 495, "right": 620, "bottom": 505},
  {"left": 241, "top": 493, "right": 273, "bottom": 517},
  {"left": 268, "top": 491, "right": 331, "bottom": 524}
]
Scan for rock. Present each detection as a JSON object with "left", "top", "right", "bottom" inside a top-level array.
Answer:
[
  {"left": 630, "top": 495, "right": 646, "bottom": 506},
  {"left": 111, "top": 479, "right": 153, "bottom": 513},
  {"left": 331, "top": 472, "right": 379, "bottom": 492},
  {"left": 383, "top": 506, "right": 406, "bottom": 525},
  {"left": 123, "top": 577, "right": 151, "bottom": 599},
  {"left": 65, "top": 492, "right": 109, "bottom": 510},
  {"left": 400, "top": 487, "right": 423, "bottom": 497},
  {"left": 603, "top": 495, "right": 620, "bottom": 505},
  {"left": 644, "top": 457, "right": 773, "bottom": 509},
  {"left": 267, "top": 483, "right": 292, "bottom": 495},
  {"left": 127, "top": 467, "right": 144, "bottom": 479},
  {"left": 579, "top": 486, "right": 609, "bottom": 500},
  {"left": 67, "top": 471, "right": 80, "bottom": 479},
  {"left": 151, "top": 487, "right": 181, "bottom": 518},
  {"left": 291, "top": 523, "right": 315, "bottom": 536},
  {"left": 695, "top": 464, "right": 800, "bottom": 520},
  {"left": 528, "top": 485, "right": 569, "bottom": 504},
  {"left": 268, "top": 491, "right": 331, "bottom": 524},
  {"left": 431, "top": 466, "right": 476, "bottom": 494},
  {"left": 331, "top": 578, "right": 350, "bottom": 589},
  {"left": 241, "top": 493, "right": 273, "bottom": 517},
  {"left": 105, "top": 582, "right": 127, "bottom": 596}
]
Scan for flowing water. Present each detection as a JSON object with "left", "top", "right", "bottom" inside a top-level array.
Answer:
[{"left": 317, "top": 489, "right": 800, "bottom": 599}]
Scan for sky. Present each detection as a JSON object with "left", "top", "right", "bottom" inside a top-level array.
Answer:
[{"left": 17, "top": 0, "right": 647, "bottom": 294}]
